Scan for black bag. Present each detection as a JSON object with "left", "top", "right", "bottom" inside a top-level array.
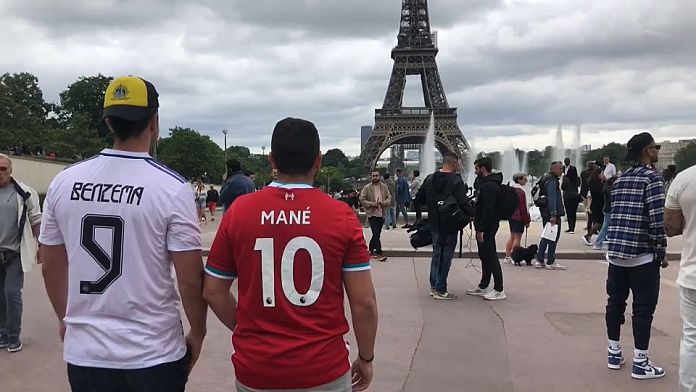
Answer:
[
  {"left": 408, "top": 219, "right": 433, "bottom": 249},
  {"left": 437, "top": 194, "right": 474, "bottom": 234},
  {"left": 497, "top": 184, "right": 519, "bottom": 221},
  {"left": 531, "top": 176, "right": 549, "bottom": 208}
]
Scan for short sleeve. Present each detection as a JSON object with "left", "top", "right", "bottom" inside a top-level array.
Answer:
[
  {"left": 166, "top": 183, "right": 202, "bottom": 252},
  {"left": 38, "top": 180, "right": 64, "bottom": 246},
  {"left": 665, "top": 175, "right": 683, "bottom": 210},
  {"left": 342, "top": 207, "right": 371, "bottom": 272},
  {"left": 205, "top": 209, "right": 237, "bottom": 279}
]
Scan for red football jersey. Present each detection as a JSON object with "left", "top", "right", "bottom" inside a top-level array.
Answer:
[{"left": 205, "top": 183, "right": 371, "bottom": 389}]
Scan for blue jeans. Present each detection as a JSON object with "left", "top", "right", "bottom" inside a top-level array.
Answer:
[
  {"left": 384, "top": 207, "right": 396, "bottom": 229},
  {"left": 429, "top": 231, "right": 458, "bottom": 292},
  {"left": 396, "top": 202, "right": 409, "bottom": 224},
  {"left": 594, "top": 216, "right": 610, "bottom": 248},
  {"left": 0, "top": 253, "right": 23, "bottom": 338},
  {"left": 536, "top": 216, "right": 562, "bottom": 265}
]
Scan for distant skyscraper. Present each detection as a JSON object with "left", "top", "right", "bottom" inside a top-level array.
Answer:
[{"left": 361, "top": 126, "right": 373, "bottom": 152}]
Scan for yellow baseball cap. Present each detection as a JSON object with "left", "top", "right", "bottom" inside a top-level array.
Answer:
[{"left": 102, "top": 76, "right": 159, "bottom": 121}]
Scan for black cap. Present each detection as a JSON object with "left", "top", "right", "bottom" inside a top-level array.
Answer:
[{"left": 625, "top": 132, "right": 655, "bottom": 162}]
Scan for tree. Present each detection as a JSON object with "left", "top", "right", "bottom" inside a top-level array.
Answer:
[
  {"left": 323, "top": 148, "right": 349, "bottom": 168},
  {"left": 675, "top": 143, "right": 696, "bottom": 171},
  {"left": 316, "top": 166, "right": 347, "bottom": 192},
  {"left": 59, "top": 74, "right": 113, "bottom": 139},
  {"left": 0, "top": 72, "right": 46, "bottom": 131},
  {"left": 584, "top": 142, "right": 628, "bottom": 170},
  {"left": 157, "top": 127, "right": 225, "bottom": 182}
]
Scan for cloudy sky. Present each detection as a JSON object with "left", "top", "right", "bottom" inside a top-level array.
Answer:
[{"left": 2, "top": 0, "right": 695, "bottom": 156}]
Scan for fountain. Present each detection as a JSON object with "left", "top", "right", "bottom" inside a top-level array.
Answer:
[
  {"left": 465, "top": 144, "right": 477, "bottom": 186},
  {"left": 420, "top": 111, "right": 436, "bottom": 177},
  {"left": 500, "top": 149, "right": 522, "bottom": 184},
  {"left": 574, "top": 123, "right": 583, "bottom": 169},
  {"left": 552, "top": 125, "right": 566, "bottom": 163}
]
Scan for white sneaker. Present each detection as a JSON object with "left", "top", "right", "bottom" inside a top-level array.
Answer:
[
  {"left": 466, "top": 287, "right": 489, "bottom": 297},
  {"left": 503, "top": 257, "right": 511, "bottom": 264},
  {"left": 429, "top": 288, "right": 437, "bottom": 297},
  {"left": 593, "top": 245, "right": 603, "bottom": 250},
  {"left": 484, "top": 290, "right": 507, "bottom": 301},
  {"left": 582, "top": 235, "right": 592, "bottom": 246},
  {"left": 545, "top": 263, "right": 567, "bottom": 270},
  {"left": 534, "top": 261, "right": 545, "bottom": 269}
]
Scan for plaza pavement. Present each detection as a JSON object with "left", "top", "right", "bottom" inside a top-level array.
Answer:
[{"left": 4, "top": 215, "right": 685, "bottom": 391}]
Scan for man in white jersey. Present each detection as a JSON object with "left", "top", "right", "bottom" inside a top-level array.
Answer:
[{"left": 39, "top": 76, "right": 207, "bottom": 392}]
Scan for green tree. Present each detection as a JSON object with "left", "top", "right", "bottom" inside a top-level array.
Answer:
[
  {"left": 323, "top": 148, "right": 349, "bottom": 168},
  {"left": 0, "top": 72, "right": 46, "bottom": 131},
  {"left": 675, "top": 143, "right": 696, "bottom": 170},
  {"left": 316, "top": 166, "right": 347, "bottom": 192},
  {"left": 157, "top": 127, "right": 224, "bottom": 182},
  {"left": 526, "top": 150, "right": 546, "bottom": 178},
  {"left": 59, "top": 74, "right": 113, "bottom": 139}
]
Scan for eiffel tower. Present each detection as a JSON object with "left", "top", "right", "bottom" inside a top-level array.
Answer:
[{"left": 360, "top": 0, "right": 469, "bottom": 171}]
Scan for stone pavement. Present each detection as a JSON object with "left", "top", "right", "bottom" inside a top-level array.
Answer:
[{"left": 4, "top": 215, "right": 686, "bottom": 391}]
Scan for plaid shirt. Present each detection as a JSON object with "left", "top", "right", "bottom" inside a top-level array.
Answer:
[{"left": 607, "top": 165, "right": 667, "bottom": 262}]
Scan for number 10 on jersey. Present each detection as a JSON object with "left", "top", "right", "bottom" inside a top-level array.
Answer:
[{"left": 254, "top": 237, "right": 325, "bottom": 308}]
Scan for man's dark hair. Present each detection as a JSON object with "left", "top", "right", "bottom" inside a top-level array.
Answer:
[
  {"left": 243, "top": 170, "right": 254, "bottom": 176},
  {"left": 396, "top": 168, "right": 402, "bottom": 174},
  {"left": 105, "top": 114, "right": 154, "bottom": 141},
  {"left": 227, "top": 158, "right": 242, "bottom": 173},
  {"left": 271, "top": 117, "right": 320, "bottom": 175},
  {"left": 413, "top": 169, "right": 420, "bottom": 177},
  {"left": 564, "top": 157, "right": 570, "bottom": 165},
  {"left": 383, "top": 173, "right": 390, "bottom": 180},
  {"left": 474, "top": 157, "right": 492, "bottom": 172}
]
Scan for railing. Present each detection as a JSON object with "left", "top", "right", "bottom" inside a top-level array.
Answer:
[{"left": 375, "top": 107, "right": 457, "bottom": 117}]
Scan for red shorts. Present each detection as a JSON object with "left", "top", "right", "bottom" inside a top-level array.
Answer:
[{"left": 207, "top": 202, "right": 217, "bottom": 212}]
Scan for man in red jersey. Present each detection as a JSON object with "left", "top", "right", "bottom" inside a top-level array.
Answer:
[{"left": 203, "top": 118, "right": 378, "bottom": 391}]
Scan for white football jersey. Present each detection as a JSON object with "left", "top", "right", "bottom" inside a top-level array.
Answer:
[{"left": 39, "top": 149, "right": 201, "bottom": 369}]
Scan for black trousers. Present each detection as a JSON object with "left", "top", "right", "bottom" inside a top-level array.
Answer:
[
  {"left": 605, "top": 261, "right": 661, "bottom": 350},
  {"left": 68, "top": 354, "right": 189, "bottom": 392},
  {"left": 563, "top": 196, "right": 580, "bottom": 231},
  {"left": 368, "top": 217, "right": 385, "bottom": 255},
  {"left": 477, "top": 225, "right": 503, "bottom": 292}
]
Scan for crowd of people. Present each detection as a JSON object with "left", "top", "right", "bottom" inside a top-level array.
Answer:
[{"left": 1, "top": 74, "right": 694, "bottom": 391}]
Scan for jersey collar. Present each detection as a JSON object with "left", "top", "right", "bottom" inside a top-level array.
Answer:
[
  {"left": 267, "top": 181, "right": 313, "bottom": 189},
  {"left": 100, "top": 149, "right": 152, "bottom": 159}
]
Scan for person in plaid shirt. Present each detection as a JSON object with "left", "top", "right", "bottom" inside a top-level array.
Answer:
[{"left": 604, "top": 132, "right": 668, "bottom": 380}]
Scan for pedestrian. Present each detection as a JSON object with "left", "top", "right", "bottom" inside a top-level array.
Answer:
[
  {"left": 466, "top": 157, "right": 505, "bottom": 300},
  {"left": 583, "top": 167, "right": 605, "bottom": 245},
  {"left": 206, "top": 184, "right": 220, "bottom": 221},
  {"left": 395, "top": 168, "right": 411, "bottom": 227},
  {"left": 195, "top": 179, "right": 207, "bottom": 222},
  {"left": 593, "top": 176, "right": 617, "bottom": 250},
  {"left": 39, "top": 76, "right": 207, "bottom": 391},
  {"left": 417, "top": 153, "right": 470, "bottom": 300},
  {"left": 203, "top": 117, "right": 378, "bottom": 391},
  {"left": 219, "top": 158, "right": 256, "bottom": 212},
  {"left": 604, "top": 132, "right": 666, "bottom": 379},
  {"left": 383, "top": 173, "right": 396, "bottom": 230},
  {"left": 602, "top": 154, "right": 617, "bottom": 180},
  {"left": 665, "top": 163, "right": 696, "bottom": 391},
  {"left": 662, "top": 164, "right": 677, "bottom": 193},
  {"left": 562, "top": 157, "right": 580, "bottom": 234},
  {"left": 360, "top": 171, "right": 391, "bottom": 262},
  {"left": 534, "top": 161, "right": 567, "bottom": 270},
  {"left": 410, "top": 169, "right": 423, "bottom": 221},
  {"left": 580, "top": 161, "right": 596, "bottom": 237},
  {"left": 504, "top": 173, "right": 531, "bottom": 264},
  {"left": 0, "top": 153, "right": 41, "bottom": 353}
]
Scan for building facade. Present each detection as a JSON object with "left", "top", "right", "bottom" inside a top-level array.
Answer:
[{"left": 657, "top": 139, "right": 696, "bottom": 170}]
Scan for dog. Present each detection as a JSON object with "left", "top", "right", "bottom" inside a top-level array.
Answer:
[{"left": 511, "top": 244, "right": 539, "bottom": 266}]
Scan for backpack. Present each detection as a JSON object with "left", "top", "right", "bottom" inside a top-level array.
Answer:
[
  {"left": 497, "top": 183, "right": 519, "bottom": 220},
  {"left": 531, "top": 176, "right": 549, "bottom": 208},
  {"left": 435, "top": 176, "right": 475, "bottom": 234}
]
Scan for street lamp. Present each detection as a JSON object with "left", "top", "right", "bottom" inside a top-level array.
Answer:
[
  {"left": 261, "top": 145, "right": 266, "bottom": 186},
  {"left": 222, "top": 129, "right": 228, "bottom": 164}
]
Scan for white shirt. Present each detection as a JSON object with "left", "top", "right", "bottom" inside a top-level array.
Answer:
[
  {"left": 39, "top": 149, "right": 201, "bottom": 369},
  {"left": 603, "top": 162, "right": 617, "bottom": 179},
  {"left": 666, "top": 166, "right": 696, "bottom": 290}
]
